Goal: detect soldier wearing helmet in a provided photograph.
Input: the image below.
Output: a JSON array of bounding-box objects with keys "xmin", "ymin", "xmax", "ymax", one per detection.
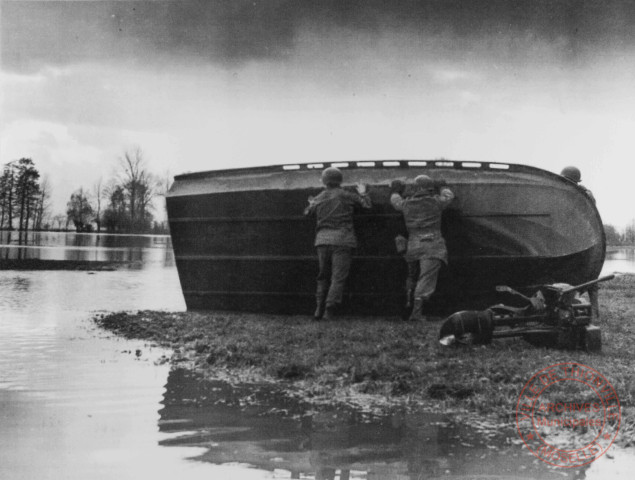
[
  {"xmin": 390, "ymin": 174, "xmax": 454, "ymax": 321},
  {"xmin": 560, "ymin": 166, "xmax": 600, "ymax": 320},
  {"xmin": 561, "ymin": 166, "xmax": 581, "ymax": 183},
  {"xmin": 560, "ymin": 166, "xmax": 595, "ymax": 202},
  {"xmin": 304, "ymin": 167, "xmax": 371, "ymax": 320}
]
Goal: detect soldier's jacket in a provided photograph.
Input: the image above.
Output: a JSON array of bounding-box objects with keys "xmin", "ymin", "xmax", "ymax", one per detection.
[
  {"xmin": 305, "ymin": 187, "xmax": 371, "ymax": 248},
  {"xmin": 390, "ymin": 187, "xmax": 454, "ymax": 263},
  {"xmin": 579, "ymin": 183, "xmax": 595, "ymax": 203}
]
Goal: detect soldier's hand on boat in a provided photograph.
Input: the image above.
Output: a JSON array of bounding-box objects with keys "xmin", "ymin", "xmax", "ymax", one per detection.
[
  {"xmin": 303, "ymin": 196, "xmax": 317, "ymax": 215},
  {"xmin": 390, "ymin": 179, "xmax": 405, "ymax": 195},
  {"xmin": 356, "ymin": 182, "xmax": 368, "ymax": 195}
]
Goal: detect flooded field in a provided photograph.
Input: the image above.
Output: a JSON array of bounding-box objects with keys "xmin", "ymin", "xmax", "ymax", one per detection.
[
  {"xmin": 604, "ymin": 246, "xmax": 635, "ymax": 275},
  {"xmin": 0, "ymin": 230, "xmax": 174, "ymax": 264},
  {"xmin": 0, "ymin": 233, "xmax": 633, "ymax": 479}
]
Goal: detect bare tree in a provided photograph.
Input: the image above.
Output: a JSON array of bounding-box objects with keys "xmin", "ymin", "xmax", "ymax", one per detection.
[
  {"xmin": 52, "ymin": 214, "xmax": 66, "ymax": 231},
  {"xmin": 93, "ymin": 177, "xmax": 103, "ymax": 233},
  {"xmin": 103, "ymin": 182, "xmax": 128, "ymax": 233},
  {"xmin": 624, "ymin": 220, "xmax": 635, "ymax": 246},
  {"xmin": 34, "ymin": 175, "xmax": 52, "ymax": 230},
  {"xmin": 160, "ymin": 169, "xmax": 173, "ymax": 196},
  {"xmin": 118, "ymin": 146, "xmax": 158, "ymax": 232},
  {"xmin": 66, "ymin": 188, "xmax": 94, "ymax": 232},
  {"xmin": 14, "ymin": 158, "xmax": 41, "ymax": 232},
  {"xmin": 120, "ymin": 147, "xmax": 142, "ymax": 229},
  {"xmin": 0, "ymin": 163, "xmax": 16, "ymax": 229}
]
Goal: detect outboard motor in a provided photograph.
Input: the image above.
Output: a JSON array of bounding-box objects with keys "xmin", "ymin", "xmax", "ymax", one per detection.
[{"xmin": 439, "ymin": 275, "xmax": 614, "ymax": 351}]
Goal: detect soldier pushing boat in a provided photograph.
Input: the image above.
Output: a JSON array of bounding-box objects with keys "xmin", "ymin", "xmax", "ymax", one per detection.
[
  {"xmin": 390, "ymin": 175, "xmax": 454, "ymax": 321},
  {"xmin": 304, "ymin": 167, "xmax": 371, "ymax": 320}
]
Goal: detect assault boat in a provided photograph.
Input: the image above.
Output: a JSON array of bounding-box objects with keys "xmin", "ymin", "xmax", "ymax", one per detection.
[{"xmin": 166, "ymin": 160, "xmax": 605, "ymax": 315}]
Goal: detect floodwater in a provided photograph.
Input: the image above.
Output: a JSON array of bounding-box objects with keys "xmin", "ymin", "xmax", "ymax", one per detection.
[
  {"xmin": 0, "ymin": 233, "xmax": 633, "ymax": 479},
  {"xmin": 0, "ymin": 230, "xmax": 174, "ymax": 264},
  {"xmin": 603, "ymin": 247, "xmax": 635, "ymax": 275}
]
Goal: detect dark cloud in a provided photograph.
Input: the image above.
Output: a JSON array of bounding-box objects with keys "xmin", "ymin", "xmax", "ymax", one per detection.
[{"xmin": 3, "ymin": 0, "xmax": 635, "ymax": 72}]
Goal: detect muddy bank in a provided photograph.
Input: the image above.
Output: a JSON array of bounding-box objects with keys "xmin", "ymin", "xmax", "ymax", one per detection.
[
  {"xmin": 95, "ymin": 275, "xmax": 635, "ymax": 448},
  {"xmin": 0, "ymin": 259, "xmax": 129, "ymax": 271}
]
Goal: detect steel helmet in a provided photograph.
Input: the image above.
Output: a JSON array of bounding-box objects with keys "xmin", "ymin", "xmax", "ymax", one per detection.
[
  {"xmin": 321, "ymin": 167, "xmax": 343, "ymax": 187},
  {"xmin": 561, "ymin": 166, "xmax": 581, "ymax": 183},
  {"xmin": 414, "ymin": 175, "xmax": 434, "ymax": 192}
]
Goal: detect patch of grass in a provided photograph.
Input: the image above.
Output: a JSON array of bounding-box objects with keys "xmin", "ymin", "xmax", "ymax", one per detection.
[{"xmin": 94, "ymin": 275, "xmax": 635, "ymax": 447}]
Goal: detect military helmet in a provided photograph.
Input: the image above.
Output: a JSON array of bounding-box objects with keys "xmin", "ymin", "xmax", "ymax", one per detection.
[
  {"xmin": 414, "ymin": 175, "xmax": 434, "ymax": 191},
  {"xmin": 321, "ymin": 167, "xmax": 343, "ymax": 187},
  {"xmin": 561, "ymin": 166, "xmax": 581, "ymax": 183}
]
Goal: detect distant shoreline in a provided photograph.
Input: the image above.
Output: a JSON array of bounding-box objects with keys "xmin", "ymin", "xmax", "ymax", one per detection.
[
  {"xmin": 0, "ymin": 259, "xmax": 125, "ymax": 271},
  {"xmin": 0, "ymin": 230, "xmax": 171, "ymax": 238}
]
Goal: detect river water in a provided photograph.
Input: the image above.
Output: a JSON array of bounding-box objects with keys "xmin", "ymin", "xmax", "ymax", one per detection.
[{"xmin": 0, "ymin": 233, "xmax": 633, "ymax": 479}]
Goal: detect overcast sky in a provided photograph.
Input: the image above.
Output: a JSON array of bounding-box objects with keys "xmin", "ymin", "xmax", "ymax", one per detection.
[{"xmin": 2, "ymin": 0, "xmax": 635, "ymax": 227}]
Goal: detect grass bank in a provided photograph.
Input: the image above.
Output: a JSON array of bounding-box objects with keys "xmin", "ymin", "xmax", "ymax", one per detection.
[{"xmin": 95, "ymin": 275, "xmax": 635, "ymax": 447}]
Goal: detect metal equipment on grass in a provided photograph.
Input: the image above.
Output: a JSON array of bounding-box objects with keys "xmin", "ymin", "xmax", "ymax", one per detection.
[{"xmin": 439, "ymin": 275, "xmax": 615, "ymax": 351}]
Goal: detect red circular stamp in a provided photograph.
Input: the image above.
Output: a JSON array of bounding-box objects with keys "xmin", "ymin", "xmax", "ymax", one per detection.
[{"xmin": 516, "ymin": 362, "xmax": 621, "ymax": 468}]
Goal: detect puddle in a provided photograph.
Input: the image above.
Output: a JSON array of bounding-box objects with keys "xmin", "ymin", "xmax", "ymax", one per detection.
[{"xmin": 158, "ymin": 369, "xmax": 634, "ymax": 479}]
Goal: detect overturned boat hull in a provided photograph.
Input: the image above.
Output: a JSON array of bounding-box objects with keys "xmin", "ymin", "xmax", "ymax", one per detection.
[{"xmin": 166, "ymin": 161, "xmax": 605, "ymax": 314}]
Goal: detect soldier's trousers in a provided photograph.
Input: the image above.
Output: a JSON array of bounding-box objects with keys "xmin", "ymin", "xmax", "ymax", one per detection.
[
  {"xmin": 316, "ymin": 245, "xmax": 352, "ymax": 307},
  {"xmin": 406, "ymin": 257, "xmax": 443, "ymax": 301}
]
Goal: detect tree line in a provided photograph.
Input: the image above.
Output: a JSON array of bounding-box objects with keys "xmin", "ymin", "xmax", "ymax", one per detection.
[
  {"xmin": 2, "ymin": 147, "xmax": 170, "ymax": 234},
  {"xmin": 604, "ymin": 223, "xmax": 635, "ymax": 246},
  {"xmin": 66, "ymin": 147, "xmax": 169, "ymax": 234},
  {"xmin": 0, "ymin": 158, "xmax": 50, "ymax": 232}
]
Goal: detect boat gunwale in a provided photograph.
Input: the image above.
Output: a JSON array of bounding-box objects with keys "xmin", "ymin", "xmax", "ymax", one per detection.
[{"xmin": 172, "ymin": 160, "xmax": 563, "ymax": 182}]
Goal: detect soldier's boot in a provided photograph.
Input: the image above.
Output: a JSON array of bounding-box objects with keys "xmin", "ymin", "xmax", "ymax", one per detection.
[
  {"xmin": 314, "ymin": 297, "xmax": 326, "ymax": 320},
  {"xmin": 405, "ymin": 288, "xmax": 415, "ymax": 309},
  {"xmin": 322, "ymin": 304, "xmax": 337, "ymax": 321},
  {"xmin": 314, "ymin": 284, "xmax": 327, "ymax": 320},
  {"xmin": 401, "ymin": 288, "xmax": 415, "ymax": 321},
  {"xmin": 408, "ymin": 298, "xmax": 427, "ymax": 322}
]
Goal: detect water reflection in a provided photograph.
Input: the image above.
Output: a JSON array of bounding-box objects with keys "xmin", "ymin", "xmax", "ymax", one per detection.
[
  {"xmin": 159, "ymin": 369, "xmax": 589, "ymax": 479},
  {"xmin": 0, "ymin": 230, "xmax": 171, "ymax": 248},
  {"xmin": 0, "ymin": 253, "xmax": 190, "ymax": 479},
  {"xmin": 0, "ymin": 231, "xmax": 174, "ymax": 267}
]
